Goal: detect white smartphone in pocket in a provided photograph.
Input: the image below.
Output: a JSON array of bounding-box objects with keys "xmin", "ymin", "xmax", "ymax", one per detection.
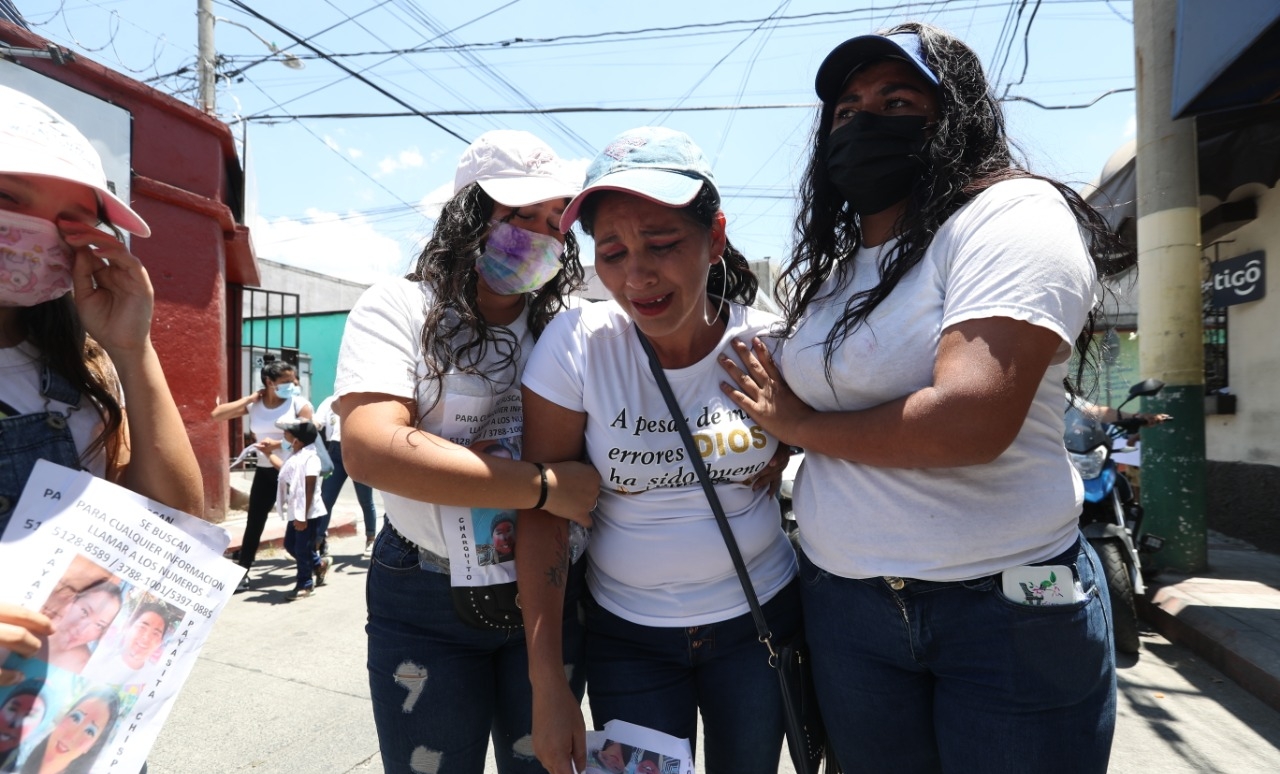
[{"xmin": 1000, "ymin": 564, "xmax": 1085, "ymax": 605}]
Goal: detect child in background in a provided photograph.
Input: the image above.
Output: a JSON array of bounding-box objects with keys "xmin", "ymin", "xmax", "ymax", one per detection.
[{"xmin": 260, "ymin": 420, "xmax": 329, "ymax": 600}]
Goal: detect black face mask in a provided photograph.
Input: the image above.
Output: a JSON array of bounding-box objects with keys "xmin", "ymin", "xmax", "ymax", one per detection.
[{"xmin": 824, "ymin": 111, "xmax": 931, "ymax": 216}]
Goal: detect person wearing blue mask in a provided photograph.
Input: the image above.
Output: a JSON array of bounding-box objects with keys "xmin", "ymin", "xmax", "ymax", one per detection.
[{"xmin": 211, "ymin": 359, "xmax": 313, "ymax": 589}]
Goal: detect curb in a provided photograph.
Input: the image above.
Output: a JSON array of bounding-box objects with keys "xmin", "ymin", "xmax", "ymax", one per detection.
[
  {"xmin": 220, "ymin": 514, "xmax": 362, "ymax": 558},
  {"xmin": 1139, "ymin": 575, "xmax": 1280, "ymax": 714}
]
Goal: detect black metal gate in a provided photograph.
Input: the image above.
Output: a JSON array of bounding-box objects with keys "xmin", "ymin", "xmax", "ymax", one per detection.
[{"xmin": 229, "ymin": 286, "xmax": 302, "ymax": 461}]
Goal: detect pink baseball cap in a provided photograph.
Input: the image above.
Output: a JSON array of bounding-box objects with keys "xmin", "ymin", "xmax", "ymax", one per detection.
[
  {"xmin": 0, "ymin": 84, "xmax": 151, "ymax": 237},
  {"xmin": 453, "ymin": 129, "xmax": 580, "ymax": 208}
]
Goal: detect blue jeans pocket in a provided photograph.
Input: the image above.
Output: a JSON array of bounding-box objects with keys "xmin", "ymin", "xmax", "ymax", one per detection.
[{"xmin": 370, "ymin": 523, "xmax": 421, "ymax": 575}]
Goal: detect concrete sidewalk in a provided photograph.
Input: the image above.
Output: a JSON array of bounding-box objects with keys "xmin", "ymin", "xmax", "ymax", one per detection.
[
  {"xmin": 212, "ymin": 468, "xmax": 1280, "ymax": 720},
  {"xmin": 218, "ymin": 469, "xmax": 377, "ymax": 557},
  {"xmin": 1139, "ymin": 531, "xmax": 1280, "ymax": 713}
]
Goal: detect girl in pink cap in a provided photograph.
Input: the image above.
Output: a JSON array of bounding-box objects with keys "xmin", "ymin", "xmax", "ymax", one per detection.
[{"xmin": 0, "ymin": 86, "xmax": 201, "ymax": 695}]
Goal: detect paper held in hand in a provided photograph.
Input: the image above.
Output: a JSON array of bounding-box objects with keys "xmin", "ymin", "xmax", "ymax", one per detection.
[
  {"xmin": 0, "ymin": 460, "xmax": 245, "ymax": 774},
  {"xmin": 583, "ymin": 719, "xmax": 695, "ymax": 774}
]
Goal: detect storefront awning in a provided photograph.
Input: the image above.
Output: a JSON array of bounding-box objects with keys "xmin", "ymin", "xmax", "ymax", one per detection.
[
  {"xmin": 1086, "ymin": 102, "xmax": 1280, "ymax": 250},
  {"xmin": 1173, "ymin": 0, "xmax": 1280, "ymax": 118}
]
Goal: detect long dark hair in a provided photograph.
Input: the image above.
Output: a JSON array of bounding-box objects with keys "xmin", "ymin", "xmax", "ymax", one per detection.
[
  {"xmin": 781, "ymin": 21, "xmax": 1121, "ymax": 389},
  {"xmin": 17, "ymin": 301, "xmax": 123, "ymax": 471},
  {"xmin": 405, "ymin": 183, "xmax": 585, "ymax": 410},
  {"xmin": 578, "ymin": 183, "xmax": 759, "ymax": 307},
  {"xmin": 20, "ymin": 688, "xmax": 121, "ymax": 774}
]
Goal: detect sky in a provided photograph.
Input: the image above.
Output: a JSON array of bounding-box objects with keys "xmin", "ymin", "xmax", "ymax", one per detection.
[{"xmin": 10, "ymin": 0, "xmax": 1139, "ymax": 287}]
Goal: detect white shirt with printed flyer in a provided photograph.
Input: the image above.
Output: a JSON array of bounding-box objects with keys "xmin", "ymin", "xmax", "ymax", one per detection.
[{"xmin": 333, "ymin": 277, "xmax": 530, "ymax": 576}]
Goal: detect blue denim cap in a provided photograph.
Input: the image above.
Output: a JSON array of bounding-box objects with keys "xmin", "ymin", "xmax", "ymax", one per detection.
[
  {"xmin": 560, "ymin": 126, "xmax": 716, "ymax": 232},
  {"xmin": 815, "ymin": 32, "xmax": 939, "ymax": 102}
]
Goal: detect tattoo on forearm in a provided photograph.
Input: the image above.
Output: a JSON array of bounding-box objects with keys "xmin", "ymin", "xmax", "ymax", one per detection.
[{"xmin": 545, "ymin": 528, "xmax": 569, "ymax": 588}]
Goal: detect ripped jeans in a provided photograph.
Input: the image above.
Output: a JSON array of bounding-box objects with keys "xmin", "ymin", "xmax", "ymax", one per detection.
[{"xmin": 366, "ymin": 523, "xmax": 587, "ymax": 774}]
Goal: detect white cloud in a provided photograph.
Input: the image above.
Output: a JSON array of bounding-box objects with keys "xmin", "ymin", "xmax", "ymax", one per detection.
[
  {"xmin": 376, "ymin": 147, "xmax": 425, "ymax": 177},
  {"xmin": 348, "ymin": 148, "xmax": 364, "ymax": 159},
  {"xmin": 1123, "ymin": 115, "xmax": 1137, "ymax": 138},
  {"xmin": 417, "ymin": 181, "xmax": 454, "ymax": 220},
  {"xmin": 248, "ymin": 209, "xmax": 411, "ymax": 284}
]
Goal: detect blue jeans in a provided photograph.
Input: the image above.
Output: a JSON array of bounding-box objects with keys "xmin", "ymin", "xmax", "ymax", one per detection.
[
  {"xmin": 583, "ymin": 580, "xmax": 801, "ymax": 774},
  {"xmin": 283, "ymin": 519, "xmax": 320, "ymax": 590},
  {"xmin": 318, "ymin": 440, "xmax": 379, "ymax": 542},
  {"xmin": 800, "ymin": 535, "xmax": 1116, "ymax": 774},
  {"xmin": 366, "ymin": 523, "xmax": 587, "ymax": 774}
]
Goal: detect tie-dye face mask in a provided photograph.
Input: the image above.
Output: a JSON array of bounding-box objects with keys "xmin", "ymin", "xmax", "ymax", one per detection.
[
  {"xmin": 0, "ymin": 210, "xmax": 73, "ymax": 307},
  {"xmin": 475, "ymin": 220, "xmax": 564, "ymax": 296}
]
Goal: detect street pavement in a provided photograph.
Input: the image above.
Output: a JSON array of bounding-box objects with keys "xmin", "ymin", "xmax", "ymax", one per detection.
[{"xmin": 142, "ymin": 473, "xmax": 1280, "ymax": 772}]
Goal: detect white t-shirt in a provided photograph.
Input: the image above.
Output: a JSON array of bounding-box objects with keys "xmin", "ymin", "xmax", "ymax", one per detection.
[
  {"xmin": 781, "ymin": 178, "xmax": 1098, "ymax": 582},
  {"xmin": 334, "ymin": 277, "xmax": 530, "ymax": 555},
  {"xmin": 313, "ymin": 395, "xmax": 341, "ymax": 443},
  {"xmin": 523, "ymin": 301, "xmax": 797, "ymax": 627},
  {"xmin": 276, "ymin": 443, "xmax": 324, "ymax": 521},
  {"xmin": 0, "ymin": 341, "xmax": 106, "ymax": 477},
  {"xmin": 246, "ymin": 393, "xmax": 310, "ymax": 465}
]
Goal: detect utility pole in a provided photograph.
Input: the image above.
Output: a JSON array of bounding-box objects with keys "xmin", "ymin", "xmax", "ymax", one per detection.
[
  {"xmin": 196, "ymin": 0, "xmax": 216, "ymax": 114},
  {"xmin": 1133, "ymin": 0, "xmax": 1208, "ymax": 571}
]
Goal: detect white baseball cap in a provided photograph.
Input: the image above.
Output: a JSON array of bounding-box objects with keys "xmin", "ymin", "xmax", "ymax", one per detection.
[
  {"xmin": 0, "ymin": 84, "xmax": 151, "ymax": 237},
  {"xmin": 453, "ymin": 129, "xmax": 579, "ymax": 208}
]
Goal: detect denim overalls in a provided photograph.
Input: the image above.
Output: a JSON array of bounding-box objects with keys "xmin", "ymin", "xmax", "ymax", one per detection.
[{"xmin": 0, "ymin": 365, "xmax": 85, "ymax": 533}]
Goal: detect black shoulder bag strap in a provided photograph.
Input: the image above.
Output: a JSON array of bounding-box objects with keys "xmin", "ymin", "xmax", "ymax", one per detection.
[{"xmin": 634, "ymin": 328, "xmax": 778, "ymax": 661}]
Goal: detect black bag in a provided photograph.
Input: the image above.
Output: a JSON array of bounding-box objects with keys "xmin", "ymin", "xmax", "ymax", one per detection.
[
  {"xmin": 636, "ymin": 330, "xmax": 837, "ymax": 774},
  {"xmin": 450, "ymin": 582, "xmax": 523, "ymax": 630},
  {"xmin": 775, "ymin": 632, "xmax": 833, "ymax": 774}
]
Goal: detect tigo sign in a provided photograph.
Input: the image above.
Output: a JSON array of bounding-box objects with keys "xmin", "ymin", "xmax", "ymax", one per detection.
[{"xmin": 1210, "ymin": 251, "xmax": 1265, "ymax": 307}]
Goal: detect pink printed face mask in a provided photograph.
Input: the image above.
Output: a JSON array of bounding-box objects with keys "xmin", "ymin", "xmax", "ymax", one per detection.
[{"xmin": 0, "ymin": 210, "xmax": 73, "ymax": 307}]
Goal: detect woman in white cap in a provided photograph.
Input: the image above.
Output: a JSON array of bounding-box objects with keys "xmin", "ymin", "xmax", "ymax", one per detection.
[
  {"xmin": 719, "ymin": 21, "xmax": 1119, "ymax": 773},
  {"xmin": 517, "ymin": 127, "xmax": 797, "ymax": 774},
  {"xmin": 0, "ymin": 86, "xmax": 201, "ymax": 690},
  {"xmin": 334, "ymin": 129, "xmax": 601, "ymax": 773}
]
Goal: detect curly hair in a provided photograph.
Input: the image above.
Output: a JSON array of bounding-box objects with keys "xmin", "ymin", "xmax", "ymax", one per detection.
[
  {"xmin": 404, "ymin": 183, "xmax": 585, "ymax": 411},
  {"xmin": 780, "ymin": 21, "xmax": 1123, "ymax": 390},
  {"xmin": 577, "ymin": 182, "xmax": 759, "ymax": 307}
]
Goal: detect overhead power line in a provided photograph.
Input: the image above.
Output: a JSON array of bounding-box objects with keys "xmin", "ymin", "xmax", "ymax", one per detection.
[
  {"xmin": 223, "ymin": 0, "xmax": 470, "ymax": 144},
  {"xmin": 235, "ymin": 103, "xmax": 821, "ymax": 122},
  {"xmin": 234, "ymin": 86, "xmax": 1134, "ymax": 123}
]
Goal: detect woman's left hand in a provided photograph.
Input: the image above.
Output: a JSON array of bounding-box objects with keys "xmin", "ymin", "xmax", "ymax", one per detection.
[
  {"xmin": 720, "ymin": 337, "xmax": 813, "ymax": 446},
  {"xmin": 62, "ymin": 220, "xmax": 155, "ymax": 356}
]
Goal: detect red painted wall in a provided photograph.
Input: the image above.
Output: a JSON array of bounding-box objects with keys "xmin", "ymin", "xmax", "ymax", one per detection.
[{"xmin": 1, "ymin": 22, "xmax": 259, "ymax": 523}]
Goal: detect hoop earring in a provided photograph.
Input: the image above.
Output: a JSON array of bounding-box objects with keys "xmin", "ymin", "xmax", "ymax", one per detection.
[{"xmin": 703, "ymin": 259, "xmax": 727, "ymax": 327}]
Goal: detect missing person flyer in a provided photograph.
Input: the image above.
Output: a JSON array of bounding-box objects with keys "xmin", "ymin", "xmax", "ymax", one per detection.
[
  {"xmin": 584, "ymin": 719, "xmax": 694, "ymax": 774},
  {"xmin": 0, "ymin": 460, "xmax": 244, "ymax": 774}
]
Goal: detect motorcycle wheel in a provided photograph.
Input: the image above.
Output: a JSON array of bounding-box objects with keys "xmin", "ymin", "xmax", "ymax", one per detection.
[{"xmin": 1094, "ymin": 539, "xmax": 1141, "ymax": 654}]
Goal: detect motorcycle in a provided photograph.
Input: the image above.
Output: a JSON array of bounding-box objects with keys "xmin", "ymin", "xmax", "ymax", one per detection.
[{"xmin": 1064, "ymin": 378, "xmax": 1167, "ymax": 654}]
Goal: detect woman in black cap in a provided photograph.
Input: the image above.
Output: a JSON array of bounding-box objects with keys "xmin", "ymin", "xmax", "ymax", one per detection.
[{"xmin": 720, "ymin": 21, "xmax": 1121, "ymax": 774}]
